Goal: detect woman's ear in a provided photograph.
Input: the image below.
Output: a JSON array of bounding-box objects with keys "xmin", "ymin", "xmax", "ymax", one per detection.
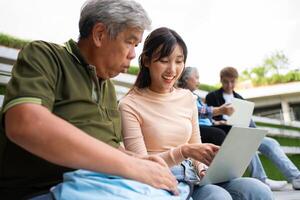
[
  {"xmin": 92, "ymin": 22, "xmax": 106, "ymax": 47},
  {"xmin": 143, "ymin": 56, "xmax": 150, "ymax": 68}
]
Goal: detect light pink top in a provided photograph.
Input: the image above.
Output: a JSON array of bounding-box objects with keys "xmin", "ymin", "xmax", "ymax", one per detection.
[{"xmin": 119, "ymin": 87, "xmax": 201, "ymax": 167}]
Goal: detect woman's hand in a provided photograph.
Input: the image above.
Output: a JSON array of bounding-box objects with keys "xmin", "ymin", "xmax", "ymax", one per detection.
[
  {"xmin": 195, "ymin": 163, "xmax": 208, "ymax": 178},
  {"xmin": 181, "ymin": 143, "xmax": 219, "ymax": 166}
]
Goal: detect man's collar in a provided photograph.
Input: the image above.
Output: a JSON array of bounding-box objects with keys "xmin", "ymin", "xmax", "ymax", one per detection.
[{"xmin": 65, "ymin": 39, "xmax": 89, "ymax": 67}]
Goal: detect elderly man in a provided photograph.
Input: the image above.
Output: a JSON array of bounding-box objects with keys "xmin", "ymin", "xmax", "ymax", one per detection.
[{"xmin": 0, "ymin": 0, "xmax": 178, "ymax": 199}]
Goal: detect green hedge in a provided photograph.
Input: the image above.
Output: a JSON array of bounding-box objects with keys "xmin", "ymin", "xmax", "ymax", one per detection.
[
  {"xmin": 257, "ymin": 121, "xmax": 300, "ymax": 132},
  {"xmin": 269, "ymin": 136, "xmax": 300, "ymax": 147},
  {"xmin": 0, "ymin": 85, "xmax": 6, "ymax": 95},
  {"xmin": 0, "ymin": 33, "xmax": 30, "ymax": 49},
  {"xmin": 199, "ymin": 83, "xmax": 219, "ymax": 92},
  {"xmin": 127, "ymin": 66, "xmax": 140, "ymax": 75}
]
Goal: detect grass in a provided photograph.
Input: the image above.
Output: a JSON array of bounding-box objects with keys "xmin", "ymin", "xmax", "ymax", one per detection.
[
  {"xmin": 0, "ymin": 85, "xmax": 6, "ymax": 95},
  {"xmin": 199, "ymin": 83, "xmax": 219, "ymax": 92},
  {"xmin": 269, "ymin": 136, "xmax": 300, "ymax": 147},
  {"xmin": 127, "ymin": 66, "xmax": 140, "ymax": 75},
  {"xmin": 243, "ymin": 154, "xmax": 300, "ymax": 180},
  {"xmin": 261, "ymin": 154, "xmax": 300, "ymax": 180},
  {"xmin": 0, "ymin": 33, "xmax": 30, "ymax": 49},
  {"xmin": 256, "ymin": 121, "xmax": 300, "ymax": 132}
]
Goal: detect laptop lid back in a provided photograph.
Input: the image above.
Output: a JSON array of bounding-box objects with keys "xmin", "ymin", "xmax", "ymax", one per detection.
[
  {"xmin": 227, "ymin": 98, "xmax": 255, "ymax": 127},
  {"xmin": 199, "ymin": 126, "xmax": 267, "ymax": 185}
]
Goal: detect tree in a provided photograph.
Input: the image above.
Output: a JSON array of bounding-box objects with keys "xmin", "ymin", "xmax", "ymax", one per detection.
[
  {"xmin": 263, "ymin": 51, "xmax": 289, "ymax": 75},
  {"xmin": 241, "ymin": 51, "xmax": 292, "ymax": 86}
]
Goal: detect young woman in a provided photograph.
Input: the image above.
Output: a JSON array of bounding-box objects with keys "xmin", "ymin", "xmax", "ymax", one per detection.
[{"xmin": 119, "ymin": 27, "xmax": 273, "ymax": 200}]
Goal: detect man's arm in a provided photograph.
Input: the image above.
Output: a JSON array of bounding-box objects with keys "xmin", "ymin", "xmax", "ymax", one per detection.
[
  {"xmin": 212, "ymin": 103, "xmax": 234, "ymax": 116},
  {"xmin": 5, "ymin": 103, "xmax": 178, "ymax": 194}
]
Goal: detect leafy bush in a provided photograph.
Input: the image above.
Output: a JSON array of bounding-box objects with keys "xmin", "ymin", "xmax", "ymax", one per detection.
[
  {"xmin": 0, "ymin": 85, "xmax": 6, "ymax": 95},
  {"xmin": 127, "ymin": 66, "xmax": 140, "ymax": 75},
  {"xmin": 0, "ymin": 33, "xmax": 30, "ymax": 49},
  {"xmin": 198, "ymin": 83, "xmax": 219, "ymax": 92}
]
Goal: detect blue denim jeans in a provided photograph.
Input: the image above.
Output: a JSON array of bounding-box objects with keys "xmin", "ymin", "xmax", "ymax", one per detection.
[
  {"xmin": 192, "ymin": 177, "xmax": 273, "ymax": 200},
  {"xmin": 249, "ymin": 137, "xmax": 300, "ymax": 182},
  {"xmin": 28, "ymin": 193, "xmax": 53, "ymax": 200},
  {"xmin": 171, "ymin": 160, "xmax": 273, "ymax": 200}
]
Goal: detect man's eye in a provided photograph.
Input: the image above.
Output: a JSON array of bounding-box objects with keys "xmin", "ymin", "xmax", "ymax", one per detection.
[{"xmin": 126, "ymin": 41, "xmax": 134, "ymax": 46}]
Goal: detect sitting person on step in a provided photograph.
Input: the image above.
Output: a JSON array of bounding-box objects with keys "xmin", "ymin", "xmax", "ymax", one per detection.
[{"xmin": 205, "ymin": 66, "xmax": 300, "ymax": 190}]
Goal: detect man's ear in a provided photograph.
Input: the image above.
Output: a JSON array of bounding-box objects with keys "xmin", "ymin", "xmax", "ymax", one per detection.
[{"xmin": 91, "ymin": 22, "xmax": 106, "ymax": 47}]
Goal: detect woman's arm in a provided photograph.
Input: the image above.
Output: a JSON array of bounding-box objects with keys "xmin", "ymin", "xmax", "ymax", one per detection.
[
  {"xmin": 119, "ymin": 101, "xmax": 186, "ymax": 167},
  {"xmin": 184, "ymin": 97, "xmax": 220, "ymax": 166}
]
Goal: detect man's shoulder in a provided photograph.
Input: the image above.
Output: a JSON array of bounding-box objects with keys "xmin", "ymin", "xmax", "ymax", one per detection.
[
  {"xmin": 24, "ymin": 40, "xmax": 61, "ymax": 49},
  {"xmin": 206, "ymin": 88, "xmax": 221, "ymax": 98},
  {"xmin": 233, "ymin": 91, "xmax": 244, "ymax": 99},
  {"xmin": 21, "ymin": 40, "xmax": 65, "ymax": 56}
]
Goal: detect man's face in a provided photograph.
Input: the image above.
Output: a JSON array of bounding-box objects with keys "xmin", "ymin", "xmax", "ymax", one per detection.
[
  {"xmin": 221, "ymin": 76, "xmax": 237, "ymax": 94},
  {"xmin": 94, "ymin": 27, "xmax": 143, "ymax": 79}
]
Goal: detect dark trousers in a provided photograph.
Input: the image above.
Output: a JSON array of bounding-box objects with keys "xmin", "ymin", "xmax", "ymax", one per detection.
[{"xmin": 200, "ymin": 125, "xmax": 232, "ymax": 146}]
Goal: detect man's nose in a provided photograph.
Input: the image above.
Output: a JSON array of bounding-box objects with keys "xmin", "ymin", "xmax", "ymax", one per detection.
[{"xmin": 127, "ymin": 47, "xmax": 136, "ymax": 60}]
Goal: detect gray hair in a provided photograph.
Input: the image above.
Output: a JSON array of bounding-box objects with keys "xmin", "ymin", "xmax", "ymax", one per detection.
[
  {"xmin": 79, "ymin": 0, "xmax": 151, "ymax": 39},
  {"xmin": 177, "ymin": 66, "xmax": 198, "ymax": 89}
]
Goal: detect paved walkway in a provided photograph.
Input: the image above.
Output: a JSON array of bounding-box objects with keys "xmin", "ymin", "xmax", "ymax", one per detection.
[{"xmin": 273, "ymin": 184, "xmax": 300, "ymax": 200}]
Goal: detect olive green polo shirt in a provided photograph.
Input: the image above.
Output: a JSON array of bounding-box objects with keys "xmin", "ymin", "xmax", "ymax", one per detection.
[{"xmin": 0, "ymin": 39, "xmax": 122, "ymax": 198}]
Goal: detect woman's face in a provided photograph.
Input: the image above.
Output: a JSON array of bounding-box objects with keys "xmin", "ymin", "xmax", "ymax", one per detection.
[
  {"xmin": 186, "ymin": 70, "xmax": 199, "ymax": 91},
  {"xmin": 148, "ymin": 44, "xmax": 185, "ymax": 93}
]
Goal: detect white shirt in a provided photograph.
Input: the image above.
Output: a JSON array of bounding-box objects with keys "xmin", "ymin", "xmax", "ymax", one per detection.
[{"xmin": 222, "ymin": 92, "xmax": 234, "ymax": 120}]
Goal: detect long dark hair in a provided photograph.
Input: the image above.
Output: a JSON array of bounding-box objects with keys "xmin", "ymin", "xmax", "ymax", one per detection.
[{"xmin": 134, "ymin": 27, "xmax": 188, "ymax": 89}]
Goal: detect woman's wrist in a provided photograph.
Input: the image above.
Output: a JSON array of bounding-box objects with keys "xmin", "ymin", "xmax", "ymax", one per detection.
[
  {"xmin": 195, "ymin": 163, "xmax": 207, "ymax": 174},
  {"xmin": 180, "ymin": 144, "xmax": 189, "ymax": 159}
]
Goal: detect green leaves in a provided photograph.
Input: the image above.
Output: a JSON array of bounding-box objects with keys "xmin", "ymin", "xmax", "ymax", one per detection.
[
  {"xmin": 240, "ymin": 51, "xmax": 299, "ymax": 86},
  {"xmin": 0, "ymin": 33, "xmax": 30, "ymax": 49}
]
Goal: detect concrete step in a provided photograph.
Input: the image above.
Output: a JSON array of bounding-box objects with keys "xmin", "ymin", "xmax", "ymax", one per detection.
[{"xmin": 273, "ymin": 183, "xmax": 300, "ymax": 200}]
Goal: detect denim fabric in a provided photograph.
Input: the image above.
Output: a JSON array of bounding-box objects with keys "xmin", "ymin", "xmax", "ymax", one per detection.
[
  {"xmin": 195, "ymin": 95, "xmax": 213, "ymax": 126},
  {"xmin": 29, "ymin": 193, "xmax": 54, "ymax": 200},
  {"xmin": 255, "ymin": 137, "xmax": 300, "ymax": 182},
  {"xmin": 171, "ymin": 160, "xmax": 273, "ymax": 200},
  {"xmin": 247, "ymin": 119, "xmax": 300, "ymax": 182},
  {"xmin": 192, "ymin": 178, "xmax": 273, "ymax": 200},
  {"xmin": 51, "ymin": 170, "xmax": 192, "ymax": 200},
  {"xmin": 170, "ymin": 160, "xmax": 201, "ymax": 185},
  {"xmin": 248, "ymin": 152, "xmax": 268, "ymax": 181}
]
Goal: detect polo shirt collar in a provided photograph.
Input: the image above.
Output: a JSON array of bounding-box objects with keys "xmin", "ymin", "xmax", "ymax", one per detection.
[{"xmin": 65, "ymin": 39, "xmax": 89, "ymax": 67}]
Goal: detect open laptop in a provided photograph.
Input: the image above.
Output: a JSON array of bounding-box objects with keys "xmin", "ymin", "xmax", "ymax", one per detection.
[
  {"xmin": 226, "ymin": 98, "xmax": 255, "ymax": 127},
  {"xmin": 199, "ymin": 126, "xmax": 267, "ymax": 186}
]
